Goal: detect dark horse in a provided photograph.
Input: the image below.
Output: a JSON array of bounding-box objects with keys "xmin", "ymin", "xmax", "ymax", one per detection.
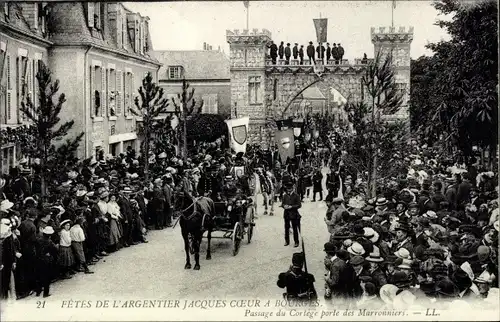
[{"xmin": 174, "ymin": 192, "xmax": 215, "ymax": 270}]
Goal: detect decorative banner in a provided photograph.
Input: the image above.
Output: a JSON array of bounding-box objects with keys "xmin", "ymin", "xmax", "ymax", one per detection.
[
  {"xmin": 313, "ymin": 18, "xmax": 328, "ymax": 43},
  {"xmin": 225, "ymin": 116, "xmax": 250, "ymax": 154},
  {"xmin": 274, "ymin": 128, "xmax": 295, "ymax": 163}
]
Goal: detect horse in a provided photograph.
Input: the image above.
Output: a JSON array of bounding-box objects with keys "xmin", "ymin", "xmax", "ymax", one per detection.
[{"xmin": 174, "ymin": 191, "xmax": 215, "ymax": 270}]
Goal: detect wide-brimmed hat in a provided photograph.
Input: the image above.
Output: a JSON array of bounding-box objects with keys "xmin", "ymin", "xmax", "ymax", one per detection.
[
  {"xmin": 347, "ymin": 242, "xmax": 365, "ymax": 256},
  {"xmin": 331, "ymin": 197, "xmax": 344, "ymax": 204},
  {"xmin": 42, "ymin": 226, "xmax": 55, "ymax": 235},
  {"xmin": 363, "ymin": 227, "xmax": 379, "ymax": 243},
  {"xmin": 423, "ymin": 210, "xmax": 438, "ymax": 220},
  {"xmin": 376, "ymin": 197, "xmax": 388, "ymax": 207},
  {"xmin": 323, "ymin": 242, "xmax": 336, "ymax": 254},
  {"xmin": 391, "ymin": 271, "xmax": 412, "ymax": 288},
  {"xmin": 121, "ymin": 187, "xmax": 133, "ymax": 194},
  {"xmin": 394, "ymin": 248, "xmax": 411, "ymax": 260},
  {"xmin": 366, "ymin": 245, "xmax": 384, "ymax": 262},
  {"xmin": 350, "ymin": 255, "xmax": 364, "ymax": 266},
  {"xmin": 59, "ymin": 219, "xmax": 71, "ymax": 227},
  {"xmin": 397, "ymin": 258, "xmax": 413, "ymax": 270},
  {"xmin": 0, "ymin": 199, "xmax": 14, "ymax": 212}
]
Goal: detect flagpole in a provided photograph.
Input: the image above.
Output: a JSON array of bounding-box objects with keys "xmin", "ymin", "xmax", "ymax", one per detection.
[
  {"xmin": 392, "ymin": 0, "xmax": 395, "ymax": 28},
  {"xmin": 246, "ymin": 4, "xmax": 249, "ymax": 30}
]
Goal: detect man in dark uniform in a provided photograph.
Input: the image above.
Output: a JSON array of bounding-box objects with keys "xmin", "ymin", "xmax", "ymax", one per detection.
[
  {"xmin": 332, "ymin": 43, "xmax": 339, "ymax": 64},
  {"xmin": 281, "ymin": 181, "xmax": 302, "ymax": 247},
  {"xmin": 316, "ymin": 43, "xmax": 325, "ymax": 63},
  {"xmin": 284, "ymin": 43, "xmax": 291, "ymax": 64},
  {"xmin": 306, "ymin": 41, "xmax": 315, "ymax": 65},
  {"xmin": 292, "ymin": 43, "xmax": 299, "ymax": 60},
  {"xmin": 277, "ymin": 252, "xmax": 316, "ymax": 301},
  {"xmin": 34, "ymin": 226, "xmax": 58, "ymax": 297},
  {"xmin": 326, "ymin": 43, "xmax": 332, "ymax": 63},
  {"xmin": 278, "ymin": 41, "xmax": 285, "ymax": 60},
  {"xmin": 299, "ymin": 45, "xmax": 305, "ymax": 65},
  {"xmin": 337, "ymin": 43, "xmax": 345, "ymax": 61},
  {"xmin": 269, "ymin": 41, "xmax": 278, "ymax": 64},
  {"xmin": 197, "ymin": 166, "xmax": 222, "ymax": 201},
  {"xmin": 222, "ymin": 175, "xmax": 239, "ymax": 201}
]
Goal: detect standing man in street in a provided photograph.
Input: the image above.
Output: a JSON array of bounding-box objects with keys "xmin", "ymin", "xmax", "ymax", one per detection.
[
  {"xmin": 292, "ymin": 43, "xmax": 299, "ymax": 60},
  {"xmin": 299, "ymin": 45, "xmax": 305, "ymax": 65},
  {"xmin": 278, "ymin": 41, "xmax": 285, "ymax": 60},
  {"xmin": 277, "ymin": 253, "xmax": 316, "ymax": 301},
  {"xmin": 281, "ymin": 181, "xmax": 302, "ymax": 247},
  {"xmin": 285, "ymin": 43, "xmax": 292, "ymax": 64},
  {"xmin": 326, "ymin": 43, "xmax": 332, "ymax": 63},
  {"xmin": 316, "ymin": 42, "xmax": 326, "ymax": 64},
  {"xmin": 307, "ymin": 41, "xmax": 315, "ymax": 65},
  {"xmin": 337, "ymin": 43, "xmax": 345, "ymax": 62},
  {"xmin": 269, "ymin": 41, "xmax": 278, "ymax": 64}
]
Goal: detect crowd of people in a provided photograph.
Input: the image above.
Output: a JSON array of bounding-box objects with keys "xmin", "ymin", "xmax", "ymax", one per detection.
[
  {"xmin": 317, "ymin": 144, "xmax": 499, "ymax": 309},
  {"xmin": 267, "ymin": 41, "xmax": 346, "ymax": 65}
]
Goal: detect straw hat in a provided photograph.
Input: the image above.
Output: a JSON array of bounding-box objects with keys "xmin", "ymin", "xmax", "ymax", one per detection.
[
  {"xmin": 366, "ymin": 245, "xmax": 384, "ymax": 263},
  {"xmin": 394, "ymin": 248, "xmax": 411, "ymax": 260},
  {"xmin": 42, "ymin": 226, "xmax": 55, "ymax": 235},
  {"xmin": 59, "ymin": 219, "xmax": 71, "ymax": 227},
  {"xmin": 363, "ymin": 227, "xmax": 379, "ymax": 243},
  {"xmin": 0, "ymin": 199, "xmax": 14, "ymax": 212},
  {"xmin": 347, "ymin": 242, "xmax": 365, "ymax": 256}
]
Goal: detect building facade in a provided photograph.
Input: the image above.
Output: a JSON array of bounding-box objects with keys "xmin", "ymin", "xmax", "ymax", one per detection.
[
  {"xmin": 0, "ymin": 2, "xmax": 51, "ymax": 173},
  {"xmin": 226, "ymin": 27, "xmax": 413, "ymax": 147},
  {"xmin": 154, "ymin": 49, "xmax": 230, "ymax": 117},
  {"xmin": 0, "ymin": 2, "xmax": 161, "ymax": 171}
]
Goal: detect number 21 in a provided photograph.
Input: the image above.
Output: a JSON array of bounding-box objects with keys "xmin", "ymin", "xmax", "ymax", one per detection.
[{"xmin": 36, "ymin": 300, "xmax": 46, "ymax": 309}]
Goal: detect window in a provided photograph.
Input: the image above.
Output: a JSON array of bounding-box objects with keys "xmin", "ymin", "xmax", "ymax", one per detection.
[
  {"xmin": 18, "ymin": 55, "xmax": 28, "ymax": 123},
  {"xmin": 94, "ymin": 2, "xmax": 101, "ymax": 30},
  {"xmin": 1, "ymin": 146, "xmax": 15, "ymax": 174},
  {"xmin": 37, "ymin": 4, "xmax": 47, "ymax": 35},
  {"xmin": 116, "ymin": 70, "xmax": 123, "ymax": 115},
  {"xmin": 5, "ymin": 54, "xmax": 12, "ymax": 123},
  {"xmin": 168, "ymin": 66, "xmax": 182, "ymax": 80},
  {"xmin": 91, "ymin": 65, "xmax": 104, "ymax": 117},
  {"xmin": 87, "ymin": 3, "xmax": 94, "ymax": 28},
  {"xmin": 248, "ymin": 76, "xmax": 262, "ymax": 105},
  {"xmin": 124, "ymin": 72, "xmax": 134, "ymax": 115},
  {"xmin": 108, "ymin": 69, "xmax": 116, "ymax": 116},
  {"xmin": 201, "ymin": 94, "xmax": 218, "ymax": 114}
]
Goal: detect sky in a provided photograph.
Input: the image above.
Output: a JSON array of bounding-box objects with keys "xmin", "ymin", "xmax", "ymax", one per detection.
[{"xmin": 124, "ymin": 1, "xmax": 451, "ymax": 61}]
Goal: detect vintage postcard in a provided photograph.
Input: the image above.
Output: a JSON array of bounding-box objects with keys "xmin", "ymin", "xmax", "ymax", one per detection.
[{"xmin": 0, "ymin": 0, "xmax": 498, "ymax": 321}]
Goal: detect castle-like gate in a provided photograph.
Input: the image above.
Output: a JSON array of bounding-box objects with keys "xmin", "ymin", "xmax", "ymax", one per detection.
[{"xmin": 226, "ymin": 26, "xmax": 414, "ymax": 147}]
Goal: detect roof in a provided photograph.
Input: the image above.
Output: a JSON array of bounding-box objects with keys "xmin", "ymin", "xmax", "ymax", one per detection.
[
  {"xmin": 153, "ymin": 50, "xmax": 230, "ymax": 80},
  {"xmin": 299, "ymin": 86, "xmax": 326, "ymax": 100}
]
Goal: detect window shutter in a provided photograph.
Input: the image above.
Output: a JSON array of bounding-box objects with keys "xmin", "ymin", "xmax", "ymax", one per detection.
[
  {"xmin": 130, "ymin": 73, "xmax": 135, "ymax": 112},
  {"xmin": 90, "ymin": 66, "xmax": 95, "ymax": 116},
  {"xmin": 101, "ymin": 68, "xmax": 107, "ymax": 116},
  {"xmin": 116, "ymin": 71, "xmax": 122, "ymax": 115},
  {"xmin": 87, "ymin": 3, "xmax": 94, "ymax": 28},
  {"xmin": 124, "ymin": 73, "xmax": 129, "ymax": 115}
]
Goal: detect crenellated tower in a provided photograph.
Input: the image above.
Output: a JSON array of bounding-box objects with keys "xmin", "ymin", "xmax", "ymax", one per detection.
[
  {"xmin": 226, "ymin": 29, "xmax": 272, "ymax": 144},
  {"xmin": 371, "ymin": 26, "xmax": 414, "ymax": 121}
]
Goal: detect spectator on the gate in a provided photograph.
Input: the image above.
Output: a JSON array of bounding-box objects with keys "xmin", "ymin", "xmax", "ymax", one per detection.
[
  {"xmin": 332, "ymin": 44, "xmax": 340, "ymax": 64},
  {"xmin": 299, "ymin": 45, "xmax": 305, "ymax": 65},
  {"xmin": 326, "ymin": 43, "xmax": 331, "ymax": 62},
  {"xmin": 307, "ymin": 42, "xmax": 315, "ymax": 64},
  {"xmin": 293, "ymin": 43, "xmax": 299, "ymax": 60},
  {"xmin": 278, "ymin": 41, "xmax": 285, "ymax": 60},
  {"xmin": 285, "ymin": 43, "xmax": 291, "ymax": 64},
  {"xmin": 337, "ymin": 43, "xmax": 345, "ymax": 61},
  {"xmin": 362, "ymin": 53, "xmax": 368, "ymax": 64},
  {"xmin": 316, "ymin": 43, "xmax": 325, "ymax": 63}
]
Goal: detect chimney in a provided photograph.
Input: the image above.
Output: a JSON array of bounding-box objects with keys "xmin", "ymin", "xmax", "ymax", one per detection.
[
  {"xmin": 203, "ymin": 42, "xmax": 206, "ymax": 50},
  {"xmin": 209, "ymin": 45, "xmax": 212, "ymax": 50},
  {"xmin": 218, "ymin": 46, "xmax": 220, "ymax": 52}
]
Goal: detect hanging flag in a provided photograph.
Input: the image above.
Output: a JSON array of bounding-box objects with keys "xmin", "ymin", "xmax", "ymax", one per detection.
[
  {"xmin": 313, "ymin": 18, "xmax": 328, "ymax": 43},
  {"xmin": 225, "ymin": 116, "xmax": 250, "ymax": 154},
  {"xmin": 243, "ymin": 0, "xmax": 249, "ymax": 9},
  {"xmin": 393, "ymin": 0, "xmax": 397, "ymax": 8},
  {"xmin": 275, "ymin": 128, "xmax": 295, "ymax": 163}
]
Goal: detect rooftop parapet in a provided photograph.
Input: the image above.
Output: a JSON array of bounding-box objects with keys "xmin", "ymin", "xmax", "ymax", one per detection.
[
  {"xmin": 226, "ymin": 28, "xmax": 272, "ymax": 45},
  {"xmin": 227, "ymin": 29, "xmax": 272, "ymax": 37},
  {"xmin": 371, "ymin": 26, "xmax": 414, "ymax": 43}
]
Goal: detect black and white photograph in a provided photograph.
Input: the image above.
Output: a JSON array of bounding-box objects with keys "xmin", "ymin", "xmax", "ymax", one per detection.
[{"xmin": 0, "ymin": 0, "xmax": 498, "ymax": 320}]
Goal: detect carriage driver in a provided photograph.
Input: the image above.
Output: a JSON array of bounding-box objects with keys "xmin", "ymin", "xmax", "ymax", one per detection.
[{"xmin": 222, "ymin": 175, "xmax": 239, "ymax": 201}]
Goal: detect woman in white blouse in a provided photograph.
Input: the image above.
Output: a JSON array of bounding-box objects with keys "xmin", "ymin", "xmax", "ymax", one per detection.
[
  {"xmin": 58, "ymin": 219, "xmax": 75, "ymax": 279},
  {"xmin": 107, "ymin": 194, "xmax": 123, "ymax": 252}
]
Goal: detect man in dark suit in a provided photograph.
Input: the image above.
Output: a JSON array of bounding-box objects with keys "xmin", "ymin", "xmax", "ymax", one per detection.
[
  {"xmin": 278, "ymin": 41, "xmax": 285, "ymax": 60},
  {"xmin": 326, "ymin": 43, "xmax": 331, "ymax": 63},
  {"xmin": 277, "ymin": 252, "xmax": 316, "ymax": 301},
  {"xmin": 337, "ymin": 43, "xmax": 345, "ymax": 61},
  {"xmin": 306, "ymin": 41, "xmax": 315, "ymax": 65},
  {"xmin": 281, "ymin": 181, "xmax": 302, "ymax": 247},
  {"xmin": 292, "ymin": 43, "xmax": 299, "ymax": 60},
  {"xmin": 316, "ymin": 43, "xmax": 325, "ymax": 63},
  {"xmin": 269, "ymin": 41, "xmax": 278, "ymax": 64},
  {"xmin": 332, "ymin": 43, "xmax": 340, "ymax": 64},
  {"xmin": 17, "ymin": 212, "xmax": 37, "ymax": 299},
  {"xmin": 299, "ymin": 45, "xmax": 304, "ymax": 65},
  {"xmin": 284, "ymin": 43, "xmax": 291, "ymax": 64},
  {"xmin": 325, "ymin": 247, "xmax": 360, "ymax": 300}
]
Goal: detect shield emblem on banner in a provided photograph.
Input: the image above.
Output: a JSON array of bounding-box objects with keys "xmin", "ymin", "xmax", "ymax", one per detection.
[{"xmin": 232, "ymin": 125, "xmax": 247, "ymax": 145}]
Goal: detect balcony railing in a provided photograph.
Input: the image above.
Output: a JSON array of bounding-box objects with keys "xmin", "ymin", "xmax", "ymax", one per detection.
[{"xmin": 265, "ymin": 58, "xmax": 374, "ymax": 67}]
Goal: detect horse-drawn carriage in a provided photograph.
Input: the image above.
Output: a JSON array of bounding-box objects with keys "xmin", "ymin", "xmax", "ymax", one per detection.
[{"xmin": 211, "ymin": 196, "xmax": 255, "ymax": 256}]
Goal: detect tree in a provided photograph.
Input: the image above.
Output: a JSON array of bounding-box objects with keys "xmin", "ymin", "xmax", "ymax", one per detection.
[
  {"xmin": 410, "ymin": 0, "xmax": 498, "ymax": 166},
  {"xmin": 20, "ymin": 62, "xmax": 83, "ymax": 197},
  {"xmin": 131, "ymin": 72, "xmax": 169, "ymax": 181},
  {"xmin": 340, "ymin": 51, "xmax": 406, "ymax": 198},
  {"xmin": 170, "ymin": 79, "xmax": 202, "ymax": 161}
]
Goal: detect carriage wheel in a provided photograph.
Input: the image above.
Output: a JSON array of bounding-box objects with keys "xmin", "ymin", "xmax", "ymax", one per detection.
[
  {"xmin": 232, "ymin": 222, "xmax": 242, "ymax": 256},
  {"xmin": 247, "ymin": 223, "xmax": 253, "ymax": 244}
]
